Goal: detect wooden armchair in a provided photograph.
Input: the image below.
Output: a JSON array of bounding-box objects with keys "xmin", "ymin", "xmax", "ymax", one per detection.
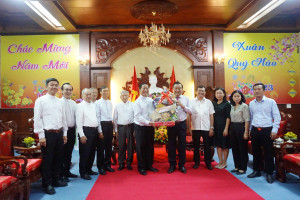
[
  {"xmin": 0, "ymin": 159, "xmax": 28, "ymax": 200},
  {"xmin": 276, "ymin": 142, "xmax": 300, "ymax": 182},
  {"xmin": 0, "ymin": 120, "xmax": 42, "ymax": 198}
]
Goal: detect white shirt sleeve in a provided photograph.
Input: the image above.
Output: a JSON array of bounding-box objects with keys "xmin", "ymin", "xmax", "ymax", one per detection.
[
  {"xmin": 134, "ymin": 101, "xmax": 150, "ymax": 126},
  {"xmin": 183, "ymin": 97, "xmax": 192, "ymax": 114},
  {"xmin": 95, "ymin": 101, "xmax": 103, "ymax": 133},
  {"xmin": 113, "ymin": 104, "xmax": 118, "ymax": 132},
  {"xmin": 76, "ymin": 104, "xmax": 85, "ymax": 137},
  {"xmin": 61, "ymin": 103, "xmax": 68, "ymax": 137},
  {"xmin": 34, "ymin": 98, "xmax": 45, "ymax": 139}
]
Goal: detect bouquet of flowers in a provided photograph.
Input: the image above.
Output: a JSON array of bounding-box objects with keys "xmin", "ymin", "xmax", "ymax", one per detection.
[
  {"xmin": 150, "ymin": 89, "xmax": 178, "ymax": 144},
  {"xmin": 154, "ymin": 126, "xmax": 168, "ymax": 143},
  {"xmin": 284, "ymin": 132, "xmax": 298, "ymax": 141}
]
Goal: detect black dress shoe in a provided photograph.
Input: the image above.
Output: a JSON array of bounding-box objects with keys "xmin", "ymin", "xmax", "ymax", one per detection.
[
  {"xmin": 237, "ymin": 170, "xmax": 246, "ymax": 175},
  {"xmin": 231, "ymin": 168, "xmax": 239, "ymax": 173},
  {"xmin": 193, "ymin": 164, "xmax": 199, "ymax": 169},
  {"xmin": 118, "ymin": 164, "xmax": 125, "ymax": 171},
  {"xmin": 66, "ymin": 172, "xmax": 78, "ymax": 178},
  {"xmin": 61, "ymin": 176, "xmax": 70, "ymax": 182},
  {"xmin": 168, "ymin": 166, "xmax": 175, "ymax": 173},
  {"xmin": 105, "ymin": 167, "xmax": 115, "ymax": 172},
  {"xmin": 247, "ymin": 171, "xmax": 261, "ymax": 178},
  {"xmin": 148, "ymin": 167, "xmax": 158, "ymax": 172},
  {"xmin": 45, "ymin": 185, "xmax": 55, "ymax": 195},
  {"xmin": 179, "ymin": 166, "xmax": 187, "ymax": 173},
  {"xmin": 88, "ymin": 170, "xmax": 99, "ymax": 175},
  {"xmin": 81, "ymin": 173, "xmax": 92, "ymax": 180},
  {"xmin": 99, "ymin": 169, "xmax": 106, "ymax": 175},
  {"xmin": 266, "ymin": 174, "xmax": 274, "ymax": 183},
  {"xmin": 127, "ymin": 165, "xmax": 133, "ymax": 170},
  {"xmin": 206, "ymin": 163, "xmax": 213, "ymax": 170},
  {"xmin": 139, "ymin": 169, "xmax": 147, "ymax": 175},
  {"xmin": 53, "ymin": 180, "xmax": 68, "ymax": 187}
]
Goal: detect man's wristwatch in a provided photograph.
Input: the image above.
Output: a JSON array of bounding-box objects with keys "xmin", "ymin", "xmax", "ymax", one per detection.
[{"xmin": 210, "ymin": 126, "xmax": 214, "ymax": 129}]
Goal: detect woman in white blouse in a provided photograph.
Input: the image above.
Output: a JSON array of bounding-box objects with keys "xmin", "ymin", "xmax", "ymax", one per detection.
[{"xmin": 229, "ymin": 90, "xmax": 250, "ymax": 175}]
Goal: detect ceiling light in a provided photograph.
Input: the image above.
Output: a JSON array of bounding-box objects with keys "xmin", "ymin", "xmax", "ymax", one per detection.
[
  {"xmin": 131, "ymin": 0, "xmax": 177, "ymax": 49},
  {"xmin": 238, "ymin": 0, "xmax": 287, "ymax": 28},
  {"xmin": 139, "ymin": 21, "xmax": 171, "ymax": 48},
  {"xmin": 24, "ymin": 0, "xmax": 65, "ymax": 30}
]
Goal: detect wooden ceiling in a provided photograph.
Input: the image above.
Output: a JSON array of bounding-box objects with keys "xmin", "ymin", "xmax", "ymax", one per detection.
[{"xmin": 0, "ymin": 0, "xmax": 300, "ymax": 33}]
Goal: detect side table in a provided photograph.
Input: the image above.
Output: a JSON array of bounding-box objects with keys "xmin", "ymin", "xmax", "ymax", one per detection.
[{"xmin": 14, "ymin": 146, "xmax": 41, "ymax": 158}]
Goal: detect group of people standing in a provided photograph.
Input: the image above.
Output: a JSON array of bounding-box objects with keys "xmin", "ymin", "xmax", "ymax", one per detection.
[
  {"xmin": 34, "ymin": 78, "xmax": 280, "ymax": 195},
  {"xmin": 190, "ymin": 83, "xmax": 280, "ymax": 185}
]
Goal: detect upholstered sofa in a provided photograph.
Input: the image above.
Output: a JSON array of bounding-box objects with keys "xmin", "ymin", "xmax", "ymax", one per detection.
[{"xmin": 276, "ymin": 142, "xmax": 300, "ymax": 182}]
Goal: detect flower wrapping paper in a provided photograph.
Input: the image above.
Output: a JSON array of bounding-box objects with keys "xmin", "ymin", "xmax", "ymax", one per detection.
[{"xmin": 150, "ymin": 90, "xmax": 178, "ymax": 127}]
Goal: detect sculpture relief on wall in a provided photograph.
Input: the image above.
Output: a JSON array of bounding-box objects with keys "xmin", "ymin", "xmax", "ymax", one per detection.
[
  {"xmin": 96, "ymin": 38, "xmax": 134, "ymax": 63},
  {"xmin": 171, "ymin": 37, "xmax": 208, "ymax": 62},
  {"xmin": 123, "ymin": 67, "xmax": 169, "ymax": 94}
]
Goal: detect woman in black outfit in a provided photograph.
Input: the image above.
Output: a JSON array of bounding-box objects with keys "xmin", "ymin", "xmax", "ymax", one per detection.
[{"xmin": 213, "ymin": 88, "xmax": 231, "ymax": 169}]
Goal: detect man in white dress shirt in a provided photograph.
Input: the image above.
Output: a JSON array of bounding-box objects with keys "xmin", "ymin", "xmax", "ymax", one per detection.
[
  {"xmin": 167, "ymin": 81, "xmax": 192, "ymax": 174},
  {"xmin": 95, "ymin": 86, "xmax": 115, "ymax": 174},
  {"xmin": 190, "ymin": 85, "xmax": 215, "ymax": 170},
  {"xmin": 76, "ymin": 88, "xmax": 99, "ymax": 180},
  {"xmin": 34, "ymin": 78, "xmax": 68, "ymax": 195},
  {"xmin": 60, "ymin": 83, "xmax": 78, "ymax": 182},
  {"xmin": 89, "ymin": 87, "xmax": 98, "ymax": 173},
  {"xmin": 134, "ymin": 83, "xmax": 158, "ymax": 175},
  {"xmin": 113, "ymin": 90, "xmax": 134, "ymax": 171},
  {"xmin": 90, "ymin": 87, "xmax": 99, "ymax": 103}
]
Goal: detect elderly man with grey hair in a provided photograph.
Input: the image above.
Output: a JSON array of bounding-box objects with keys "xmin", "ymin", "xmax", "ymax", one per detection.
[
  {"xmin": 76, "ymin": 88, "xmax": 98, "ymax": 180},
  {"xmin": 113, "ymin": 90, "xmax": 135, "ymax": 170}
]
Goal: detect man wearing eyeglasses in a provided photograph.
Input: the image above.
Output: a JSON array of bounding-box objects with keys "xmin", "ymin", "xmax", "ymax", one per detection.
[{"xmin": 60, "ymin": 83, "xmax": 78, "ymax": 182}]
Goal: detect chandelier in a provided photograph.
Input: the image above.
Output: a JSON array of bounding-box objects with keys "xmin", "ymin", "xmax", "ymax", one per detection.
[
  {"xmin": 131, "ymin": 0, "xmax": 177, "ymax": 48},
  {"xmin": 139, "ymin": 20, "xmax": 171, "ymax": 48}
]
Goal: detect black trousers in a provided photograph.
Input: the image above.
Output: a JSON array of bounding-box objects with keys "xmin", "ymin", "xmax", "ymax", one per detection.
[
  {"xmin": 134, "ymin": 124, "xmax": 154, "ymax": 170},
  {"xmin": 230, "ymin": 122, "xmax": 249, "ymax": 171},
  {"xmin": 97, "ymin": 121, "xmax": 113, "ymax": 170},
  {"xmin": 41, "ymin": 131, "xmax": 64, "ymax": 185},
  {"xmin": 62, "ymin": 127, "xmax": 76, "ymax": 175},
  {"xmin": 192, "ymin": 130, "xmax": 212, "ymax": 164},
  {"xmin": 167, "ymin": 120, "xmax": 186, "ymax": 167},
  {"xmin": 79, "ymin": 127, "xmax": 97, "ymax": 176},
  {"xmin": 250, "ymin": 126, "xmax": 274, "ymax": 174},
  {"xmin": 118, "ymin": 124, "xmax": 134, "ymax": 165}
]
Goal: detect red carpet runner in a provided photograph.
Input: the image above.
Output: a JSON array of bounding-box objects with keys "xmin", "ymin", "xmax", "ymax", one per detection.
[{"xmin": 87, "ymin": 146, "xmax": 263, "ymax": 200}]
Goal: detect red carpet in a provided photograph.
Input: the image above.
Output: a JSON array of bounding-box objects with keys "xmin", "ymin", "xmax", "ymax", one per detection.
[{"xmin": 87, "ymin": 146, "xmax": 263, "ymax": 200}]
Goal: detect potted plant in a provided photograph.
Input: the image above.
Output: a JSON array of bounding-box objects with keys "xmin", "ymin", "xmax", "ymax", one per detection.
[
  {"xmin": 284, "ymin": 132, "xmax": 298, "ymax": 142},
  {"xmin": 23, "ymin": 136, "xmax": 36, "ymax": 148}
]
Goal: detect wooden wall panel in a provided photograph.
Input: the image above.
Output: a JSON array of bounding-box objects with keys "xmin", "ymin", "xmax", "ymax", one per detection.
[
  {"xmin": 90, "ymin": 70, "xmax": 111, "ymax": 90},
  {"xmin": 213, "ymin": 30, "xmax": 225, "ymax": 88},
  {"xmin": 193, "ymin": 68, "xmax": 214, "ymax": 89},
  {"xmin": 0, "ymin": 108, "xmax": 33, "ymax": 145},
  {"xmin": 79, "ymin": 32, "xmax": 90, "ymax": 92},
  {"xmin": 90, "ymin": 31, "xmax": 213, "ymax": 68}
]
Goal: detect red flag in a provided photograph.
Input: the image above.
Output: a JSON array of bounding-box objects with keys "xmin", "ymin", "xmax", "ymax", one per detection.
[
  {"xmin": 130, "ymin": 66, "xmax": 139, "ymax": 102},
  {"xmin": 169, "ymin": 66, "xmax": 176, "ymax": 92}
]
